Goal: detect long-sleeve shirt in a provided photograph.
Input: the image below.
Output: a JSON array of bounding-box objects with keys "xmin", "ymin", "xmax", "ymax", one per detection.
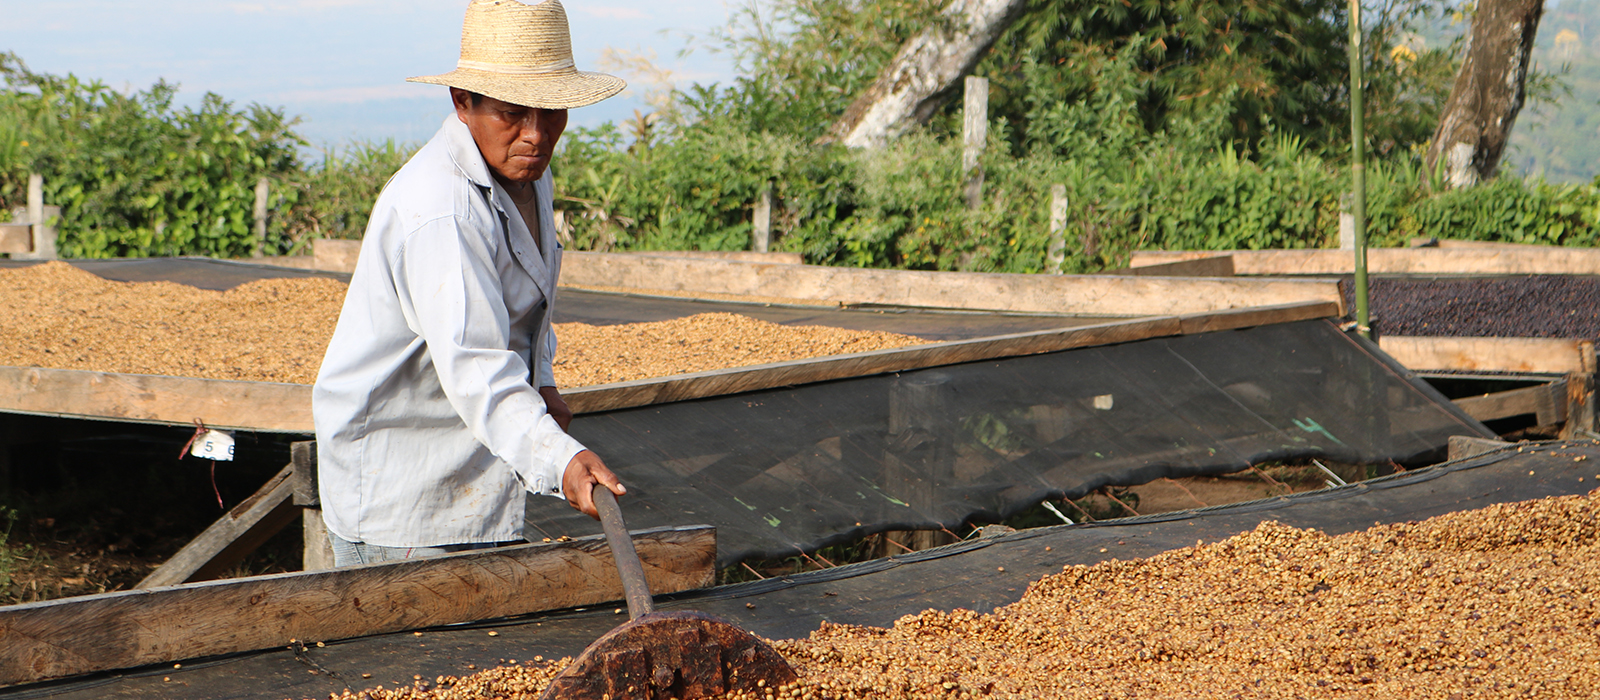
[{"xmin": 312, "ymin": 115, "xmax": 587, "ymax": 548}]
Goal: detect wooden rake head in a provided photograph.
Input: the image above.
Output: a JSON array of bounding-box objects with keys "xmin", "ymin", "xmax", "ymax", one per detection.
[{"xmin": 540, "ymin": 610, "xmax": 796, "ymax": 700}]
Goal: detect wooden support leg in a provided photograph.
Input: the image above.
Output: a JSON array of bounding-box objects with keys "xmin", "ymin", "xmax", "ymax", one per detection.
[
  {"xmin": 301, "ymin": 507, "xmax": 335, "ymax": 571},
  {"xmin": 1559, "ymin": 342, "xmax": 1596, "ymax": 441},
  {"xmin": 288, "ymin": 441, "xmax": 334, "ymax": 570},
  {"xmin": 135, "ymin": 464, "xmax": 298, "ymax": 589}
]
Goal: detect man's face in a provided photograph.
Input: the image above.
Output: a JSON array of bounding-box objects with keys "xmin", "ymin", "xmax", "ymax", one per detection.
[{"xmin": 451, "ymin": 88, "xmax": 568, "ymax": 184}]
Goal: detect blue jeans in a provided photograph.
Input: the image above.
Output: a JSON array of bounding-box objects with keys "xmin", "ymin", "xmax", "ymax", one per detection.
[{"xmin": 327, "ymin": 530, "xmax": 518, "ymax": 567}]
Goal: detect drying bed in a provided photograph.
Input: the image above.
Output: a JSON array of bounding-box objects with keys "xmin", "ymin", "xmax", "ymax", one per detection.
[
  {"xmin": 1338, "ymin": 275, "xmax": 1600, "ymax": 339},
  {"xmin": 14, "ymin": 440, "xmax": 1595, "ymax": 700},
  {"xmin": 0, "ymin": 257, "xmax": 1100, "ymax": 338},
  {"xmin": 525, "ymin": 318, "xmax": 1491, "ymax": 567}
]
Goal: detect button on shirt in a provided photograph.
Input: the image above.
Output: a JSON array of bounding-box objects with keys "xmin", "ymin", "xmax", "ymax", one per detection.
[{"xmin": 313, "ymin": 115, "xmax": 587, "ymax": 548}]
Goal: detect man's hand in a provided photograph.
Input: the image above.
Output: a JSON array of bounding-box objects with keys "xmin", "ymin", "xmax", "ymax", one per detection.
[
  {"xmin": 539, "ymin": 385, "xmax": 573, "ymax": 432},
  {"xmin": 562, "ymin": 450, "xmax": 624, "ymax": 519}
]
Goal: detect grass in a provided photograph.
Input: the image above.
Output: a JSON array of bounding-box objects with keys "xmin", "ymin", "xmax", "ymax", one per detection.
[{"xmin": 0, "ymin": 506, "xmax": 20, "ymax": 598}]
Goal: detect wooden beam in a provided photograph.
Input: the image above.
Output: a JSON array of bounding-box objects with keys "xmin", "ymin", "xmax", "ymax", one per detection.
[
  {"xmin": 1130, "ymin": 247, "xmax": 1600, "ymax": 276},
  {"xmin": 0, "ymin": 525, "xmax": 716, "ymax": 688},
  {"xmin": 1561, "ymin": 343, "xmax": 1596, "ymax": 440},
  {"xmin": 0, "ymin": 301, "xmax": 1340, "ymax": 431},
  {"xmin": 1447, "ymin": 435, "xmax": 1512, "ymax": 461},
  {"xmin": 0, "ymin": 366, "xmax": 313, "ymax": 432},
  {"xmin": 560, "ymin": 251, "xmax": 1344, "ymax": 317},
  {"xmin": 633, "ymin": 251, "xmax": 803, "ymax": 265},
  {"xmin": 0, "ymin": 224, "xmax": 29, "ymax": 254},
  {"xmin": 135, "ymin": 465, "xmax": 299, "ymax": 589},
  {"xmin": 1379, "ymin": 336, "xmax": 1596, "ymax": 374},
  {"xmin": 1451, "ymin": 379, "xmax": 1567, "ymax": 424},
  {"xmin": 1113, "ymin": 255, "xmax": 1235, "ymax": 277}
]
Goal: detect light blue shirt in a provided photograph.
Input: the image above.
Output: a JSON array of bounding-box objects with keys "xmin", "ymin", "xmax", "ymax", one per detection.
[{"xmin": 312, "ymin": 115, "xmax": 587, "ymax": 548}]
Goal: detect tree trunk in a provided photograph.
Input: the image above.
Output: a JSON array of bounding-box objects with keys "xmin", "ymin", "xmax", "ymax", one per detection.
[
  {"xmin": 827, "ymin": 0, "xmax": 1029, "ymax": 149},
  {"xmin": 1423, "ymin": 0, "xmax": 1544, "ymax": 187}
]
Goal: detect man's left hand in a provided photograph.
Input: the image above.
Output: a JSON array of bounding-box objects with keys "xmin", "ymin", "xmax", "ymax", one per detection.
[{"xmin": 539, "ymin": 385, "xmax": 573, "ymax": 432}]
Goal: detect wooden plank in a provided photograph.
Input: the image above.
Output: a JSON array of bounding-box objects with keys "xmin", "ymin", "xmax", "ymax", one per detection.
[
  {"xmin": 1128, "ymin": 251, "xmax": 1226, "ymax": 267},
  {"xmin": 1114, "ymin": 255, "xmax": 1234, "ymax": 277},
  {"xmin": 0, "ymin": 302, "xmax": 1341, "ymax": 431},
  {"xmin": 0, "ymin": 525, "xmax": 715, "ymax": 688},
  {"xmin": 0, "ymin": 366, "xmax": 313, "ymax": 432},
  {"xmin": 1447, "ymin": 435, "xmax": 1512, "ymax": 461},
  {"xmin": 1451, "ymin": 379, "xmax": 1567, "ymax": 423},
  {"xmin": 560, "ymin": 251, "xmax": 1345, "ymax": 317},
  {"xmin": 634, "ymin": 250, "xmax": 803, "ymax": 265},
  {"xmin": 290, "ymin": 440, "xmax": 319, "ymax": 506},
  {"xmin": 1175, "ymin": 301, "xmax": 1341, "ymax": 336},
  {"xmin": 301, "ymin": 508, "xmax": 336, "ymax": 572},
  {"xmin": 0, "ymin": 224, "xmax": 29, "ymax": 254},
  {"xmin": 135, "ymin": 465, "xmax": 299, "ymax": 589},
  {"xmin": 1378, "ymin": 336, "xmax": 1594, "ymax": 374},
  {"xmin": 1129, "ymin": 248, "xmax": 1600, "ymax": 276},
  {"xmin": 1561, "ymin": 344, "xmax": 1596, "ymax": 440}
]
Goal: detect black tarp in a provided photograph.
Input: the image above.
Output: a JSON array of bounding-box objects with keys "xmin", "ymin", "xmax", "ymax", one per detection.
[
  {"xmin": 13, "ymin": 439, "xmax": 1594, "ymax": 700},
  {"xmin": 525, "ymin": 318, "xmax": 1493, "ymax": 566}
]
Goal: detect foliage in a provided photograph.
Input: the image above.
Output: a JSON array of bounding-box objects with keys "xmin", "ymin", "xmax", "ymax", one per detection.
[
  {"xmin": 0, "ymin": 506, "xmax": 18, "ymax": 599},
  {"xmin": 283, "ymin": 140, "xmax": 415, "ymax": 249},
  {"xmin": 692, "ymin": 0, "xmax": 947, "ymax": 138},
  {"xmin": 4, "ymin": 0, "xmax": 1597, "ymax": 269},
  {"xmin": 0, "ymin": 53, "xmax": 304, "ymax": 258}
]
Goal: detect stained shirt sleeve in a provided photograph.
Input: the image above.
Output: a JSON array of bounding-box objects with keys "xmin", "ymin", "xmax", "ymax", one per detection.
[{"xmin": 393, "ymin": 214, "xmax": 586, "ymax": 498}]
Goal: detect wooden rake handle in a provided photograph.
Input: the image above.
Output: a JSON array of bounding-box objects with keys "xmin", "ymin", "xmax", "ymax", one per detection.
[{"xmin": 592, "ymin": 484, "xmax": 655, "ymax": 620}]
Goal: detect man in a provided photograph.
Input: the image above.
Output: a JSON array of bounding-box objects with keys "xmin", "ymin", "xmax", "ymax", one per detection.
[{"xmin": 312, "ymin": 0, "xmax": 626, "ymax": 566}]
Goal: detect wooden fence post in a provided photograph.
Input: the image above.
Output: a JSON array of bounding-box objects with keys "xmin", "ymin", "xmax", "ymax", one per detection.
[
  {"xmin": 1338, "ymin": 192, "xmax": 1355, "ymax": 250},
  {"xmin": 962, "ymin": 76, "xmax": 988, "ymax": 210},
  {"xmin": 13, "ymin": 173, "xmax": 57, "ymax": 260},
  {"xmin": 1047, "ymin": 184, "xmax": 1068, "ymax": 273},
  {"xmin": 752, "ymin": 186, "xmax": 772, "ymax": 253},
  {"xmin": 253, "ymin": 177, "xmax": 270, "ymax": 258}
]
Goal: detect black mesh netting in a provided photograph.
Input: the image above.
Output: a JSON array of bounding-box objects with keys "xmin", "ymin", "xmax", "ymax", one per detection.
[{"xmin": 527, "ymin": 319, "xmax": 1493, "ymax": 566}]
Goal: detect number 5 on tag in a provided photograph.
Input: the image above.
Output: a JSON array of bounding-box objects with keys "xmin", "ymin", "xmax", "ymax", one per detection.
[{"xmin": 190, "ymin": 430, "xmax": 236, "ymax": 461}]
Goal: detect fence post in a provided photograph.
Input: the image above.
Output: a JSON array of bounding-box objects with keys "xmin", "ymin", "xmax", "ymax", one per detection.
[
  {"xmin": 253, "ymin": 177, "xmax": 270, "ymax": 258},
  {"xmin": 1046, "ymin": 184, "xmax": 1068, "ymax": 274},
  {"xmin": 1338, "ymin": 192, "xmax": 1355, "ymax": 250},
  {"xmin": 962, "ymin": 76, "xmax": 988, "ymax": 210},
  {"xmin": 17, "ymin": 173, "xmax": 57, "ymax": 260},
  {"xmin": 752, "ymin": 186, "xmax": 772, "ymax": 253}
]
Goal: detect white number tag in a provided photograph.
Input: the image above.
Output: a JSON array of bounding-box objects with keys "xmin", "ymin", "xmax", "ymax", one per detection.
[{"xmin": 190, "ymin": 430, "xmax": 236, "ymax": 461}]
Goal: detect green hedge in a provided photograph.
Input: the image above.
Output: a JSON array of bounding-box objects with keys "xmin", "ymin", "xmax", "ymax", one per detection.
[{"xmin": 5, "ymin": 52, "xmax": 1599, "ymax": 268}]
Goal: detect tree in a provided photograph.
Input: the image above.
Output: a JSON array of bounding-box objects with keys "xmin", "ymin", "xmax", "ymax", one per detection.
[
  {"xmin": 1424, "ymin": 0, "xmax": 1545, "ymax": 187},
  {"xmin": 826, "ymin": 0, "xmax": 1029, "ymax": 148}
]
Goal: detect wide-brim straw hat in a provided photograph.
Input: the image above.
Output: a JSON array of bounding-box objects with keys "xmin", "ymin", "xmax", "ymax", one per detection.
[{"xmin": 409, "ymin": 0, "xmax": 624, "ymax": 110}]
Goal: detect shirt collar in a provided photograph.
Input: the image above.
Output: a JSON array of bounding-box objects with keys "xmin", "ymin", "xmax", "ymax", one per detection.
[{"xmin": 441, "ymin": 115, "xmax": 497, "ymax": 192}]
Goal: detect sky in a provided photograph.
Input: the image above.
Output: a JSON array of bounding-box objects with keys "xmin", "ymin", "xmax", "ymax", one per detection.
[{"xmin": 0, "ymin": 0, "xmax": 740, "ymax": 150}]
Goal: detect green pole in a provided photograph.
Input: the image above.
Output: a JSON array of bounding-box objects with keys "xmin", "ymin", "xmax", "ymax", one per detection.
[{"xmin": 1348, "ymin": 0, "xmax": 1370, "ymax": 337}]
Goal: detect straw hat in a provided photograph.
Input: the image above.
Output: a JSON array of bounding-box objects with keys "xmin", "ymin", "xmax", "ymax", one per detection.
[{"xmin": 409, "ymin": 0, "xmax": 624, "ymax": 110}]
